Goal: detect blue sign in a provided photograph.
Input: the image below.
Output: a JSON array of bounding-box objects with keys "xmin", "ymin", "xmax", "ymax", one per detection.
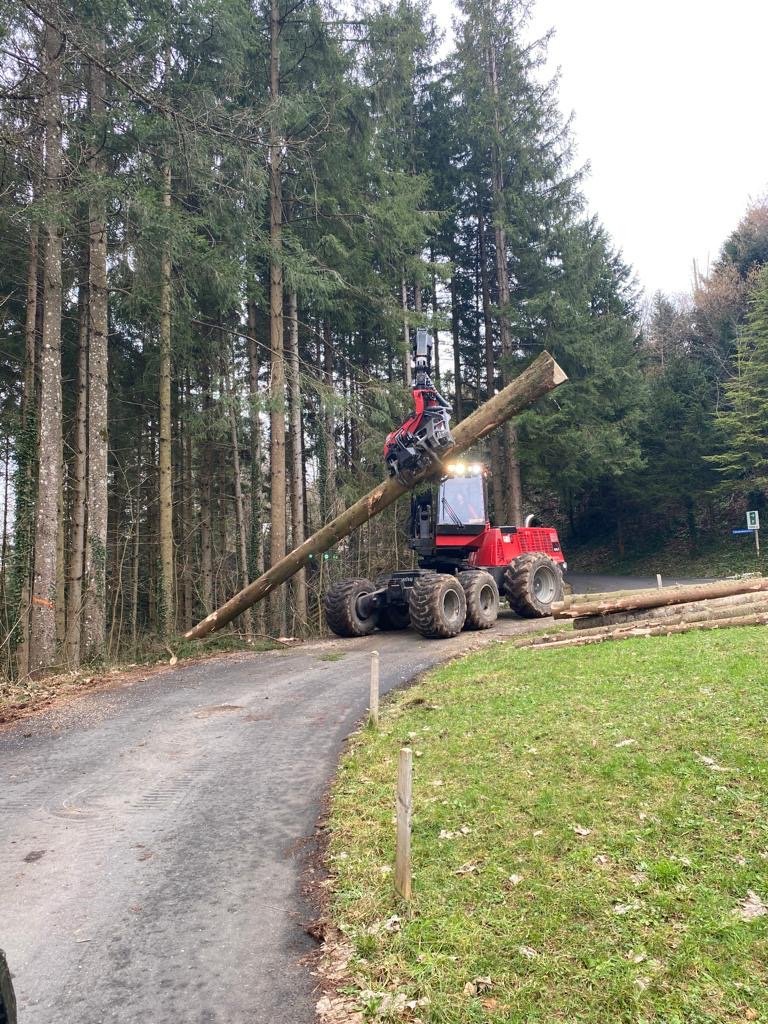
[{"xmin": 732, "ymin": 529, "xmax": 752, "ymax": 535}]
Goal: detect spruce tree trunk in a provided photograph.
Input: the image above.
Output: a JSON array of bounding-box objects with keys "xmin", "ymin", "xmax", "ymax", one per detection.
[
  {"xmin": 65, "ymin": 275, "xmax": 88, "ymax": 666},
  {"xmin": 268, "ymin": 0, "xmax": 286, "ymax": 637},
  {"xmin": 181, "ymin": 379, "xmax": 194, "ymax": 630},
  {"xmin": 30, "ymin": 24, "xmax": 64, "ymax": 674},
  {"xmin": 82, "ymin": 50, "xmax": 109, "ymax": 660},
  {"xmin": 14, "ymin": 224, "xmax": 39, "ymax": 676},
  {"xmin": 246, "ymin": 301, "xmax": 265, "ymax": 632},
  {"xmin": 429, "ymin": 253, "xmax": 440, "ymax": 384},
  {"xmin": 488, "ymin": 43, "xmax": 523, "ymax": 526},
  {"xmin": 158, "ymin": 160, "xmax": 174, "ymax": 633},
  {"xmin": 131, "ymin": 422, "xmax": 142, "ymax": 647},
  {"xmin": 286, "ymin": 290, "xmax": 307, "ymax": 629},
  {"xmin": 225, "ymin": 360, "xmax": 252, "ymax": 633},
  {"xmin": 450, "ymin": 276, "xmax": 463, "ymax": 419},
  {"xmin": 401, "ymin": 276, "xmax": 411, "ymax": 386},
  {"xmin": 477, "ymin": 210, "xmax": 506, "ymax": 520},
  {"xmin": 200, "ymin": 369, "xmax": 214, "ymax": 614},
  {"xmin": 322, "ymin": 319, "xmax": 336, "ymax": 521}
]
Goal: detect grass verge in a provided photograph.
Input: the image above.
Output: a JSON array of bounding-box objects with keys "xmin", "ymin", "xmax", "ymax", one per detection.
[{"xmin": 327, "ymin": 630, "xmax": 768, "ymax": 1023}]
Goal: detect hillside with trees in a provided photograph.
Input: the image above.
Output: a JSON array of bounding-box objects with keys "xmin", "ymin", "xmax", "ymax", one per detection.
[{"xmin": 0, "ymin": 0, "xmax": 766, "ymax": 676}]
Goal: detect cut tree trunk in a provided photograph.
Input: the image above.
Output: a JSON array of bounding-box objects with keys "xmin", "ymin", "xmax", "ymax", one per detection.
[
  {"xmin": 573, "ymin": 591, "xmax": 768, "ymax": 631},
  {"xmin": 185, "ymin": 350, "xmax": 567, "ymax": 640},
  {"xmin": 520, "ymin": 612, "xmax": 768, "ymax": 650},
  {"xmin": 558, "ymin": 578, "xmax": 768, "ymax": 620}
]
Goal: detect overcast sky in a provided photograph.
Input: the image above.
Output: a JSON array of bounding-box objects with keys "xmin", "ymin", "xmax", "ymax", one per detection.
[{"xmin": 431, "ymin": 0, "xmax": 768, "ymax": 298}]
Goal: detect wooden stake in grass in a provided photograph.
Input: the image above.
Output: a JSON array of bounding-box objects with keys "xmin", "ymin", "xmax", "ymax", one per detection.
[
  {"xmin": 369, "ymin": 650, "xmax": 380, "ymax": 728},
  {"xmin": 395, "ymin": 747, "xmax": 413, "ymax": 901}
]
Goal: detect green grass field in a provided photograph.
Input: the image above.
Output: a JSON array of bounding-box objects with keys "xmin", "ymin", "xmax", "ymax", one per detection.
[{"xmin": 328, "ymin": 631, "xmax": 768, "ymax": 1023}]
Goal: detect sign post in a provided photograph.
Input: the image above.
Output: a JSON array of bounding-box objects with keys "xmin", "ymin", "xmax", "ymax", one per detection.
[{"xmin": 747, "ymin": 510, "xmax": 760, "ymax": 556}]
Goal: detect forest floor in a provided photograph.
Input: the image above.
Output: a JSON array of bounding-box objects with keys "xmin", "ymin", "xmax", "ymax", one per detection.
[
  {"xmin": 326, "ymin": 629, "xmax": 768, "ymax": 1023},
  {"xmin": 570, "ymin": 530, "xmax": 767, "ymax": 580},
  {"xmin": 0, "ymin": 633, "xmax": 278, "ymax": 724}
]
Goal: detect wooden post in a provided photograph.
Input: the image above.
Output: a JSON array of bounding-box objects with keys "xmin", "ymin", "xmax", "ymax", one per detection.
[
  {"xmin": 369, "ymin": 650, "xmax": 379, "ymax": 728},
  {"xmin": 395, "ymin": 747, "xmax": 413, "ymax": 901},
  {"xmin": 656, "ymin": 574, "xmax": 663, "ymax": 589}
]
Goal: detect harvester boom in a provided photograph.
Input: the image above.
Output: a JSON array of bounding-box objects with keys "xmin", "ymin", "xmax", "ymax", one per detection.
[{"xmin": 184, "ymin": 351, "xmax": 567, "ymax": 640}]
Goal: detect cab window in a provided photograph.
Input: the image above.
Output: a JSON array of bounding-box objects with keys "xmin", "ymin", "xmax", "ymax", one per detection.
[{"xmin": 438, "ymin": 475, "xmax": 486, "ymax": 526}]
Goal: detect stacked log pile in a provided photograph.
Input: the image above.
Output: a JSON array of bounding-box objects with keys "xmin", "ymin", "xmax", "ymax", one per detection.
[{"xmin": 518, "ymin": 577, "xmax": 768, "ymax": 651}]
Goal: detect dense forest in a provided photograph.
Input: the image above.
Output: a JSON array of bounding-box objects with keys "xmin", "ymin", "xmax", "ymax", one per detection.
[{"xmin": 0, "ymin": 0, "xmax": 766, "ymax": 675}]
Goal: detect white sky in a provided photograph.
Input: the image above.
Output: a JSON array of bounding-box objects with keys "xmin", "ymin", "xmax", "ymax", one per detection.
[{"xmin": 432, "ymin": 0, "xmax": 768, "ymax": 298}]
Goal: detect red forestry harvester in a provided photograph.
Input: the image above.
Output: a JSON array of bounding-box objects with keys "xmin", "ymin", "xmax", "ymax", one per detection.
[{"xmin": 324, "ymin": 330, "xmax": 566, "ymax": 639}]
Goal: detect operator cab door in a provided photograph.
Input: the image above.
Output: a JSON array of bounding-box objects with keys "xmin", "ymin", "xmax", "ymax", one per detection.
[{"xmin": 436, "ymin": 474, "xmax": 487, "ymax": 536}]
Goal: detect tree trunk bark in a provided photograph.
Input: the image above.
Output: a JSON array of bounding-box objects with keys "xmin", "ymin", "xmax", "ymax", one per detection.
[
  {"xmin": 181, "ymin": 374, "xmax": 194, "ymax": 630},
  {"xmin": 286, "ymin": 290, "xmax": 307, "ymax": 629},
  {"xmin": 450, "ymin": 275, "xmax": 462, "ymax": 420},
  {"xmin": 246, "ymin": 301, "xmax": 265, "ymax": 632},
  {"xmin": 487, "ymin": 43, "xmax": 523, "ymax": 526},
  {"xmin": 200, "ymin": 366, "xmax": 214, "ymax": 614},
  {"xmin": 225, "ymin": 359, "xmax": 252, "ymax": 633},
  {"xmin": 558, "ymin": 578, "xmax": 768, "ymax": 620},
  {"xmin": 185, "ymin": 351, "xmax": 567, "ymax": 639},
  {"xmin": 30, "ymin": 23, "xmax": 64, "ymax": 674},
  {"xmin": 158, "ymin": 159, "xmax": 174, "ymax": 634},
  {"xmin": 401, "ymin": 275, "xmax": 411, "ymax": 386},
  {"xmin": 477, "ymin": 209, "xmax": 505, "ymax": 521},
  {"xmin": 521, "ymin": 612, "xmax": 768, "ymax": 651},
  {"xmin": 268, "ymin": 0, "xmax": 286, "ymax": 637},
  {"xmin": 322, "ymin": 319, "xmax": 336, "ymax": 521},
  {"xmin": 82, "ymin": 48, "xmax": 109, "ymax": 660},
  {"xmin": 65, "ymin": 273, "xmax": 88, "ymax": 666}
]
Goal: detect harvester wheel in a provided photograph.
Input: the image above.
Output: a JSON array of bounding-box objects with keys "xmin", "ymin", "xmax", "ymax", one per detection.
[
  {"xmin": 409, "ymin": 573, "xmax": 467, "ymax": 639},
  {"xmin": 324, "ymin": 578, "xmax": 377, "ymax": 637},
  {"xmin": 458, "ymin": 571, "xmax": 499, "ymax": 630},
  {"xmin": 504, "ymin": 553, "xmax": 564, "ymax": 618}
]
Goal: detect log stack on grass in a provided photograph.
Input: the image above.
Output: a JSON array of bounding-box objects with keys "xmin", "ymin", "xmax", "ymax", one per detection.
[{"xmin": 518, "ymin": 577, "xmax": 768, "ymax": 650}]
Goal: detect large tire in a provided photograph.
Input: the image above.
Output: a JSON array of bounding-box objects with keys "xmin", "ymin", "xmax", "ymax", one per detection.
[
  {"xmin": 504, "ymin": 554, "xmax": 564, "ymax": 618},
  {"xmin": 458, "ymin": 571, "xmax": 499, "ymax": 631},
  {"xmin": 324, "ymin": 578, "xmax": 377, "ymax": 637},
  {"xmin": 409, "ymin": 573, "xmax": 467, "ymax": 639}
]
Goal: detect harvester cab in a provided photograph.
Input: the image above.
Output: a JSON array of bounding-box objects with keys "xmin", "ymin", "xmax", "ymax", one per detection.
[{"xmin": 324, "ymin": 459, "xmax": 568, "ymax": 641}]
